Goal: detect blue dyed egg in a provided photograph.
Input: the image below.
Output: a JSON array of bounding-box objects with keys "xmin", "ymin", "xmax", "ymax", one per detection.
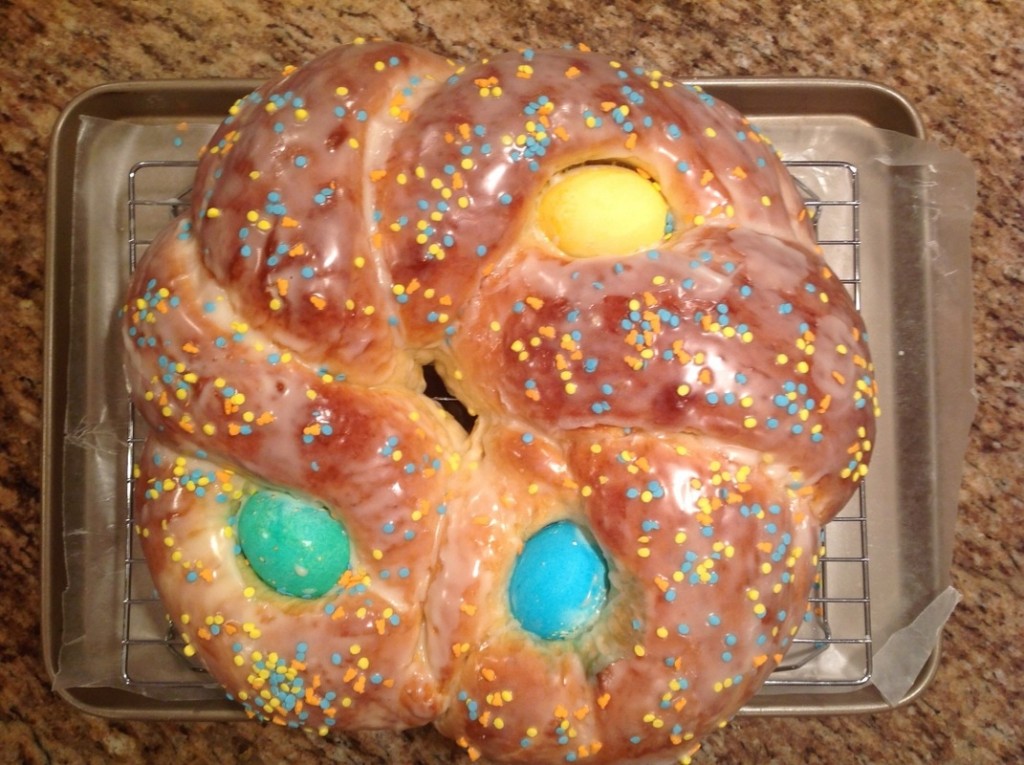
[
  {"xmin": 509, "ymin": 520, "xmax": 608, "ymax": 640},
  {"xmin": 236, "ymin": 490, "xmax": 350, "ymax": 598}
]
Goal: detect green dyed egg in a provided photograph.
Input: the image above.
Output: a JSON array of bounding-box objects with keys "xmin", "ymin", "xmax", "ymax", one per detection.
[{"xmin": 237, "ymin": 490, "xmax": 350, "ymax": 598}]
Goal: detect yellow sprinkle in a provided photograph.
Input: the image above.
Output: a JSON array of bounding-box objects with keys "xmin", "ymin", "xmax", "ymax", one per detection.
[
  {"xmin": 761, "ymin": 195, "xmax": 772, "ymax": 206},
  {"xmin": 243, "ymin": 587, "xmax": 256, "ymax": 598},
  {"xmin": 634, "ymin": 644, "xmax": 646, "ymax": 657},
  {"xmin": 205, "ymin": 208, "xmax": 221, "ymax": 218}
]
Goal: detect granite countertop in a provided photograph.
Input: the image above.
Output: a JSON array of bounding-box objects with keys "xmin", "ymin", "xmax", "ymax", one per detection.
[{"xmin": 2, "ymin": 0, "xmax": 1021, "ymax": 762}]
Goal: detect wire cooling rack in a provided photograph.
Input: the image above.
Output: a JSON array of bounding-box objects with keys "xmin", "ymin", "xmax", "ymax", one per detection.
[{"xmin": 121, "ymin": 159, "xmax": 872, "ymax": 697}]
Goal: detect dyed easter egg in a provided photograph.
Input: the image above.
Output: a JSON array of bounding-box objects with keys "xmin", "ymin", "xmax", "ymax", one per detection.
[
  {"xmin": 509, "ymin": 520, "xmax": 609, "ymax": 640},
  {"xmin": 237, "ymin": 490, "xmax": 350, "ymax": 598}
]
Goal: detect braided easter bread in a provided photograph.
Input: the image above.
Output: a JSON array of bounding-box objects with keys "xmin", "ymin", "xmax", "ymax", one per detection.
[{"xmin": 122, "ymin": 40, "xmax": 878, "ymax": 764}]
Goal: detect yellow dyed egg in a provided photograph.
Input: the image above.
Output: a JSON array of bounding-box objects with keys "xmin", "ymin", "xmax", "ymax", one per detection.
[{"xmin": 538, "ymin": 164, "xmax": 669, "ymax": 257}]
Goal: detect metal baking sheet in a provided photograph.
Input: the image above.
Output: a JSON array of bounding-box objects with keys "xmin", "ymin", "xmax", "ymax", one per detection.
[{"xmin": 44, "ymin": 77, "xmax": 941, "ymax": 721}]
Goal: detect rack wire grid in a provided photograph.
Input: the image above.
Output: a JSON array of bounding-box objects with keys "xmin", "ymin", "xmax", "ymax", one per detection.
[{"xmin": 121, "ymin": 158, "xmax": 872, "ymax": 698}]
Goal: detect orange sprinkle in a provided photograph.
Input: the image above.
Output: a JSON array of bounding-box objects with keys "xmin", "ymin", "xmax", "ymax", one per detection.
[
  {"xmin": 369, "ymin": 169, "xmax": 388, "ymax": 182},
  {"xmin": 281, "ymin": 216, "xmax": 299, "ymax": 228},
  {"xmin": 565, "ymin": 66, "xmax": 581, "ymax": 78}
]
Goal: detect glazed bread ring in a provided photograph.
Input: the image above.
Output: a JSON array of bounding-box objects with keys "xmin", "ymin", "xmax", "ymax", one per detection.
[{"xmin": 122, "ymin": 40, "xmax": 878, "ymax": 764}]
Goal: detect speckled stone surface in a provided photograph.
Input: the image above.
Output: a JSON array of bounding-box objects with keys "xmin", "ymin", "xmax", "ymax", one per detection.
[{"xmin": 2, "ymin": 0, "xmax": 1022, "ymax": 763}]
